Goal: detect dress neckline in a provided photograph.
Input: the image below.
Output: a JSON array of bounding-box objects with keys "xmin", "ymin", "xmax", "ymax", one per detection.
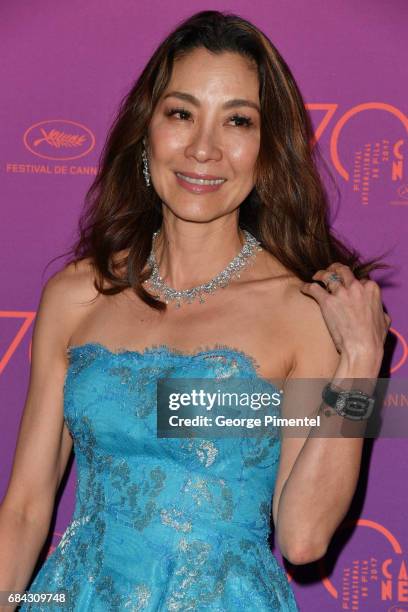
[
  {"xmin": 65, "ymin": 341, "xmax": 282, "ymax": 395},
  {"xmin": 66, "ymin": 340, "xmax": 263, "ymax": 376}
]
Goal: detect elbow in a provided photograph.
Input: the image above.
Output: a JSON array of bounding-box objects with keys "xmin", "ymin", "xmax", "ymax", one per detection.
[{"xmin": 280, "ymin": 539, "xmax": 328, "ymax": 566}]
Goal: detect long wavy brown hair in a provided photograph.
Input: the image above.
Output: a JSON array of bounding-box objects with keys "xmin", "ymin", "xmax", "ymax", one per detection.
[{"xmin": 56, "ymin": 10, "xmax": 391, "ymax": 311}]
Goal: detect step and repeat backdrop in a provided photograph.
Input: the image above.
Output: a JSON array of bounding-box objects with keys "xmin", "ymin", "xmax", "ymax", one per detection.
[{"xmin": 1, "ymin": 2, "xmax": 407, "ymax": 611}]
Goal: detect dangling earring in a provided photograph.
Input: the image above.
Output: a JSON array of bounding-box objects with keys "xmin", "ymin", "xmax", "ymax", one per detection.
[{"xmin": 142, "ymin": 139, "xmax": 151, "ymax": 187}]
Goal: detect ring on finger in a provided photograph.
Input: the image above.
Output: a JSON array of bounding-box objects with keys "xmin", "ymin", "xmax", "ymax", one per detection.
[{"xmin": 325, "ymin": 272, "xmax": 344, "ymax": 292}]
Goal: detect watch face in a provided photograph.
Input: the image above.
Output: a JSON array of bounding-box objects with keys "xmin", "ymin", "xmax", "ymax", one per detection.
[
  {"xmin": 336, "ymin": 395, "xmax": 347, "ymax": 409},
  {"xmin": 337, "ymin": 394, "xmax": 374, "ymax": 420}
]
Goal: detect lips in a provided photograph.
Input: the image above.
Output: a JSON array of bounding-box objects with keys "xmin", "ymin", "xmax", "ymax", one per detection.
[
  {"xmin": 175, "ymin": 171, "xmax": 226, "ymax": 193},
  {"xmin": 175, "ymin": 171, "xmax": 226, "ymax": 180}
]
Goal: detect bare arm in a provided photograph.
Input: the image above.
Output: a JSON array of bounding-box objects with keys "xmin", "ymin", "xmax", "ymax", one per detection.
[
  {"xmin": 273, "ymin": 353, "xmax": 379, "ymax": 566},
  {"xmin": 0, "ymin": 262, "xmax": 94, "ymax": 607},
  {"xmin": 272, "ymin": 272, "xmax": 388, "ymax": 565}
]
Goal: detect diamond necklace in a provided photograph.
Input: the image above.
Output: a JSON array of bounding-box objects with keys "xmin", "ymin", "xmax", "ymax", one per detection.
[{"xmin": 144, "ymin": 228, "xmax": 262, "ymax": 308}]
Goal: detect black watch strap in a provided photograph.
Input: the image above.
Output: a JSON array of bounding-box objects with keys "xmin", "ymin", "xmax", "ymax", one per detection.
[{"xmin": 322, "ymin": 382, "xmax": 375, "ymax": 421}]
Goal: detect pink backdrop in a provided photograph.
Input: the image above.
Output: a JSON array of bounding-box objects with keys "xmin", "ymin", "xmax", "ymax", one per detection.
[{"xmin": 1, "ymin": 2, "xmax": 407, "ymax": 610}]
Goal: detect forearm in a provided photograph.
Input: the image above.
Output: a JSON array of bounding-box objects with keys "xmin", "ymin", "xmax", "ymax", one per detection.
[
  {"xmin": 276, "ymin": 351, "xmax": 382, "ymax": 563},
  {"xmin": 0, "ymin": 503, "xmax": 50, "ymax": 611}
]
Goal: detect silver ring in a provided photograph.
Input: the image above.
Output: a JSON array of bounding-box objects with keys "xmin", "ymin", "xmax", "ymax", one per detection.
[
  {"xmin": 328, "ymin": 272, "xmax": 342, "ymax": 283},
  {"xmin": 325, "ymin": 272, "xmax": 343, "ymax": 292}
]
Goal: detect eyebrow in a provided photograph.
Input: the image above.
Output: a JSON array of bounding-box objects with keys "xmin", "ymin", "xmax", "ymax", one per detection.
[{"xmin": 162, "ymin": 90, "xmax": 260, "ymax": 113}]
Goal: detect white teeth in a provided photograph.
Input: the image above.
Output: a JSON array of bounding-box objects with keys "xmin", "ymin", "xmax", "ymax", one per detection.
[{"xmin": 176, "ymin": 173, "xmax": 225, "ymax": 186}]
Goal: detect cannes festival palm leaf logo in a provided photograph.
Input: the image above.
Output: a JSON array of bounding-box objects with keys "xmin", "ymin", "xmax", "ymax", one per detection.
[
  {"xmin": 33, "ymin": 128, "xmax": 86, "ymax": 149},
  {"xmin": 24, "ymin": 119, "xmax": 95, "ymax": 160}
]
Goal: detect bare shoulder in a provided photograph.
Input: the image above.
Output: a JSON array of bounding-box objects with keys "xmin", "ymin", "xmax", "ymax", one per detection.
[
  {"xmin": 45, "ymin": 257, "xmax": 99, "ymax": 301},
  {"xmin": 38, "ymin": 257, "xmax": 100, "ymax": 351},
  {"xmin": 250, "ymin": 249, "xmax": 341, "ymax": 378},
  {"xmin": 281, "ymin": 276, "xmax": 341, "ymax": 377}
]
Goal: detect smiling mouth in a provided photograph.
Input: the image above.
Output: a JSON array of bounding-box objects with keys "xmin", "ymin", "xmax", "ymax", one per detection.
[{"xmin": 175, "ymin": 172, "xmax": 226, "ymax": 186}]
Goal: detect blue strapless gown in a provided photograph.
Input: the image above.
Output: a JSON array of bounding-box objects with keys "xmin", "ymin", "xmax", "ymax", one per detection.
[{"xmin": 21, "ymin": 342, "xmax": 299, "ymax": 611}]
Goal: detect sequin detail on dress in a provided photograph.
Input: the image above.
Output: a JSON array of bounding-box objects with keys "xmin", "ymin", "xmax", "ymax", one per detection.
[{"xmin": 21, "ymin": 342, "xmax": 299, "ymax": 611}]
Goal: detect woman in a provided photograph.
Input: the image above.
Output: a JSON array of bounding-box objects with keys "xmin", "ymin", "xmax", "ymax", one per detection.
[{"xmin": 0, "ymin": 9, "xmax": 391, "ymax": 612}]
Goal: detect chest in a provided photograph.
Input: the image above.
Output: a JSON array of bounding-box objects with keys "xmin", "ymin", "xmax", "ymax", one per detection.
[{"xmin": 69, "ymin": 284, "xmax": 296, "ymax": 382}]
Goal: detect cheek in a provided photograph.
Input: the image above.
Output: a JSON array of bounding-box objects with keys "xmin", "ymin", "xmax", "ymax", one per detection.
[
  {"xmin": 229, "ymin": 140, "xmax": 259, "ymax": 173},
  {"xmin": 149, "ymin": 120, "xmax": 185, "ymax": 159}
]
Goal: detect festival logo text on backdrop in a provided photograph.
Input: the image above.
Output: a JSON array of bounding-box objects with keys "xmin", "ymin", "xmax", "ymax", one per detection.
[
  {"xmin": 5, "ymin": 119, "xmax": 97, "ymax": 176},
  {"xmin": 311, "ymin": 518, "xmax": 407, "ymax": 610},
  {"xmin": 307, "ymin": 102, "xmax": 407, "ymax": 207}
]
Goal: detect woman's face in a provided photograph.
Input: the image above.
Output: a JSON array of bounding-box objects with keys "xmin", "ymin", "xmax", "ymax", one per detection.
[{"xmin": 147, "ymin": 47, "xmax": 261, "ymax": 224}]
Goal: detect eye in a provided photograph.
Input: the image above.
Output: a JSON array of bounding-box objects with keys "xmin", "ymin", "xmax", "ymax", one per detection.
[
  {"xmin": 164, "ymin": 107, "xmax": 254, "ymax": 128},
  {"xmin": 228, "ymin": 114, "xmax": 253, "ymax": 128},
  {"xmin": 165, "ymin": 107, "xmax": 192, "ymax": 121}
]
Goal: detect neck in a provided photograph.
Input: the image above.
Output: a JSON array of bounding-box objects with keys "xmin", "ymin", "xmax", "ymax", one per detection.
[{"xmin": 152, "ymin": 219, "xmax": 245, "ymax": 290}]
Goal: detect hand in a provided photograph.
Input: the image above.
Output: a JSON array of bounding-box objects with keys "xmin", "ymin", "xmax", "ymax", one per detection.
[{"xmin": 299, "ymin": 262, "xmax": 391, "ymax": 363}]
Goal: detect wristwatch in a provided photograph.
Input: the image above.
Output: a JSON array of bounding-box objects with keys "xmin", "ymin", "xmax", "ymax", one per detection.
[{"xmin": 322, "ymin": 382, "xmax": 375, "ymax": 420}]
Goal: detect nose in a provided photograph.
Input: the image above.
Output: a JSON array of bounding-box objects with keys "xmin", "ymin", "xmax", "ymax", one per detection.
[{"xmin": 184, "ymin": 123, "xmax": 222, "ymax": 163}]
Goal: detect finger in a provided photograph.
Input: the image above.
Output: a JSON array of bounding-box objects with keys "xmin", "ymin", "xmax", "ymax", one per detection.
[
  {"xmin": 321, "ymin": 263, "xmax": 356, "ymax": 288},
  {"xmin": 312, "ymin": 270, "xmax": 342, "ymax": 294},
  {"xmin": 311, "ymin": 270, "xmax": 329, "ymax": 289},
  {"xmin": 310, "ymin": 279, "xmax": 327, "ymax": 290},
  {"xmin": 300, "ymin": 280, "xmax": 330, "ymax": 302},
  {"xmin": 312, "ymin": 269, "xmax": 338, "ymax": 288}
]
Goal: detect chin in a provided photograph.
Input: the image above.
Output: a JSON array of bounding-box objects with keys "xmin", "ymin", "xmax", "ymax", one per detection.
[
  {"xmin": 162, "ymin": 201, "xmax": 225, "ymax": 223},
  {"xmin": 171, "ymin": 211, "xmax": 224, "ymax": 224}
]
